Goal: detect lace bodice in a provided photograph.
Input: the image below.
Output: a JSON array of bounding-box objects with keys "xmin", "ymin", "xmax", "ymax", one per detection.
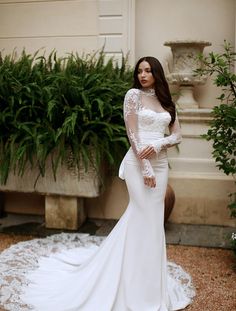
[
  {"xmin": 125, "ymin": 88, "xmax": 171, "ymax": 135},
  {"xmin": 138, "ymin": 109, "xmax": 171, "ymax": 134},
  {"xmin": 123, "ymin": 88, "xmax": 182, "ymax": 178}
]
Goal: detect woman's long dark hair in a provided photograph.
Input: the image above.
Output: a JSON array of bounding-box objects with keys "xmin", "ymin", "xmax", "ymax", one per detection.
[{"xmin": 133, "ymin": 56, "xmax": 176, "ymax": 125}]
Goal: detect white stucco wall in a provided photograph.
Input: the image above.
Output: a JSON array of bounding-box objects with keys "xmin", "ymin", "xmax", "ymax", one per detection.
[
  {"xmin": 0, "ymin": 0, "xmax": 99, "ymax": 56},
  {"xmin": 135, "ymin": 0, "xmax": 235, "ymax": 108},
  {"xmin": 0, "ymin": 0, "xmax": 135, "ymax": 62}
]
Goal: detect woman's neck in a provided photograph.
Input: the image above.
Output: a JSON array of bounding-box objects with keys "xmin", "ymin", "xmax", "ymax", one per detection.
[{"xmin": 140, "ymin": 88, "xmax": 156, "ymax": 97}]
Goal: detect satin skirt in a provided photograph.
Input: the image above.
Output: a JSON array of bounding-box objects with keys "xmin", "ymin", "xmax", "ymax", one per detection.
[{"xmin": 20, "ymin": 149, "xmax": 193, "ymax": 311}]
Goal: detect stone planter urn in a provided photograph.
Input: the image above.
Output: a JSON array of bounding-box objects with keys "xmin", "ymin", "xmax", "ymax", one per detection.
[{"xmin": 164, "ymin": 40, "xmax": 211, "ymax": 109}]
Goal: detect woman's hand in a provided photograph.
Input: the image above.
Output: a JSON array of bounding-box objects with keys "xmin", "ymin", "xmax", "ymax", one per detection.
[
  {"xmin": 144, "ymin": 175, "xmax": 156, "ymax": 188},
  {"xmin": 139, "ymin": 145, "xmax": 156, "ymax": 159}
]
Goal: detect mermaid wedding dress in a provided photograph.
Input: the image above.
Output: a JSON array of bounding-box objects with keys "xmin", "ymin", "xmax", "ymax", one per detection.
[{"xmin": 0, "ymin": 88, "xmax": 195, "ymax": 311}]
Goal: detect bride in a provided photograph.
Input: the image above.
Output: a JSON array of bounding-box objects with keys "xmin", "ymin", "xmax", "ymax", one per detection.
[{"xmin": 0, "ymin": 56, "xmax": 195, "ymax": 311}]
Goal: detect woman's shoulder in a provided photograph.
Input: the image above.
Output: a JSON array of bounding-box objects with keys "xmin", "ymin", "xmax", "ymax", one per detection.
[
  {"xmin": 125, "ymin": 88, "xmax": 140, "ymax": 96},
  {"xmin": 124, "ymin": 88, "xmax": 140, "ymax": 100}
]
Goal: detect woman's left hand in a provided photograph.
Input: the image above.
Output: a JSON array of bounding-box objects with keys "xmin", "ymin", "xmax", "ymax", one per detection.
[{"xmin": 139, "ymin": 146, "xmax": 156, "ymax": 159}]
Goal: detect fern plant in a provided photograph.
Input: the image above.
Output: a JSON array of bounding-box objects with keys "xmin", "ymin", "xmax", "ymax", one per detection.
[{"xmin": 0, "ymin": 49, "xmax": 133, "ymax": 184}]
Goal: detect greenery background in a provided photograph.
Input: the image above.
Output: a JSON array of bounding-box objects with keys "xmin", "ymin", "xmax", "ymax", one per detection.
[
  {"xmin": 196, "ymin": 41, "xmax": 236, "ymax": 254},
  {"xmin": 0, "ymin": 50, "xmax": 133, "ymax": 185}
]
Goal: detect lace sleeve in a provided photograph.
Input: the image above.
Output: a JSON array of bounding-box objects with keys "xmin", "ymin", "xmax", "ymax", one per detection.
[
  {"xmin": 152, "ymin": 114, "xmax": 182, "ymax": 153},
  {"xmin": 124, "ymin": 89, "xmax": 154, "ymax": 178}
]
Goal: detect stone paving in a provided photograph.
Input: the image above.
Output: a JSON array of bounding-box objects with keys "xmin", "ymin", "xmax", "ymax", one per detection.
[{"xmin": 0, "ymin": 213, "xmax": 234, "ymax": 249}]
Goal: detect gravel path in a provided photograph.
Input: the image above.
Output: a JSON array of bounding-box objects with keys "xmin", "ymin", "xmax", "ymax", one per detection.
[
  {"xmin": 167, "ymin": 245, "xmax": 236, "ymax": 311},
  {"xmin": 0, "ymin": 233, "xmax": 235, "ymax": 311}
]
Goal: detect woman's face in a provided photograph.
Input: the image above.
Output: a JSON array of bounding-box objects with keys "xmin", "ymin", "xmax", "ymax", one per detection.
[{"xmin": 137, "ymin": 61, "xmax": 155, "ymax": 89}]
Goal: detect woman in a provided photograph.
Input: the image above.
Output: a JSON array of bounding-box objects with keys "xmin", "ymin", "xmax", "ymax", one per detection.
[{"xmin": 4, "ymin": 57, "xmax": 194, "ymax": 311}]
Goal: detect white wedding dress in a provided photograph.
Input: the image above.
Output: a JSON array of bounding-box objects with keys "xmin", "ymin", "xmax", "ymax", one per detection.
[{"xmin": 0, "ymin": 88, "xmax": 195, "ymax": 311}]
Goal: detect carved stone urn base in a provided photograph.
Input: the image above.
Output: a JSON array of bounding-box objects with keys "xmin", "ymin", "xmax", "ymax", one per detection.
[
  {"xmin": 164, "ymin": 184, "xmax": 175, "ymax": 223},
  {"xmin": 176, "ymin": 85, "xmax": 198, "ymax": 109}
]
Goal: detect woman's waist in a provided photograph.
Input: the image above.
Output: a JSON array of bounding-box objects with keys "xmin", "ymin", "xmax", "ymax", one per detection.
[
  {"xmin": 125, "ymin": 147, "xmax": 167, "ymax": 163},
  {"xmin": 118, "ymin": 148, "xmax": 167, "ymax": 179},
  {"xmin": 138, "ymin": 131, "xmax": 164, "ymax": 147}
]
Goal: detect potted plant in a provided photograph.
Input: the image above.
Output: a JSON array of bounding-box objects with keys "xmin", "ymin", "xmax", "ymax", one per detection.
[{"xmin": 0, "ymin": 49, "xmax": 132, "ymax": 186}]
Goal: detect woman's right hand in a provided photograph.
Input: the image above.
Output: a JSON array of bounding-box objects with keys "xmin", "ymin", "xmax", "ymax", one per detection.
[
  {"xmin": 139, "ymin": 145, "xmax": 156, "ymax": 159},
  {"xmin": 141, "ymin": 159, "xmax": 156, "ymax": 187},
  {"xmin": 144, "ymin": 175, "xmax": 156, "ymax": 188}
]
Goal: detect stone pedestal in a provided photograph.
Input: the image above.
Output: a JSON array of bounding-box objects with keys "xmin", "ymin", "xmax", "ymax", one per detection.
[
  {"xmin": 45, "ymin": 196, "xmax": 86, "ymax": 230},
  {"xmin": 0, "ymin": 157, "xmax": 100, "ymax": 229},
  {"xmin": 177, "ymin": 85, "xmax": 198, "ymax": 108}
]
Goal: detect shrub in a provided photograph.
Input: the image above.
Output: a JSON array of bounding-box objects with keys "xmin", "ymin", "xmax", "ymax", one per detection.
[
  {"xmin": 196, "ymin": 41, "xmax": 236, "ymax": 254},
  {"xmin": 0, "ymin": 49, "xmax": 133, "ymax": 184}
]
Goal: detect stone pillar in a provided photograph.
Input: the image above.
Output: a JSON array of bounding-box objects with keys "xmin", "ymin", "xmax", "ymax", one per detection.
[{"xmin": 45, "ymin": 196, "xmax": 86, "ymax": 230}]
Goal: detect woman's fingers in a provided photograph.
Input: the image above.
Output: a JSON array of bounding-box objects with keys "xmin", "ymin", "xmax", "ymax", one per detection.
[
  {"xmin": 149, "ymin": 178, "xmax": 156, "ymax": 188},
  {"xmin": 141, "ymin": 146, "xmax": 151, "ymax": 157},
  {"xmin": 151, "ymin": 177, "xmax": 156, "ymax": 188},
  {"xmin": 139, "ymin": 147, "xmax": 149, "ymax": 158},
  {"xmin": 144, "ymin": 176, "xmax": 156, "ymax": 188},
  {"xmin": 139, "ymin": 146, "xmax": 155, "ymax": 159}
]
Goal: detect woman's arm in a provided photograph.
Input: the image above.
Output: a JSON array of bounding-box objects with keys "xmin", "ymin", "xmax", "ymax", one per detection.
[
  {"xmin": 124, "ymin": 89, "xmax": 156, "ymax": 184},
  {"xmin": 153, "ymin": 115, "xmax": 182, "ymax": 153},
  {"xmin": 139, "ymin": 115, "xmax": 182, "ymax": 159}
]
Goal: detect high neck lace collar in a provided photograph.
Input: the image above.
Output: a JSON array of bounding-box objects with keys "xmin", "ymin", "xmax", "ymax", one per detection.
[{"xmin": 140, "ymin": 88, "xmax": 156, "ymax": 97}]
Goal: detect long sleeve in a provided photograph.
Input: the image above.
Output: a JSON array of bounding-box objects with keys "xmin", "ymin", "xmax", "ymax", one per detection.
[
  {"xmin": 124, "ymin": 89, "xmax": 155, "ymax": 178},
  {"xmin": 152, "ymin": 114, "xmax": 182, "ymax": 153}
]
